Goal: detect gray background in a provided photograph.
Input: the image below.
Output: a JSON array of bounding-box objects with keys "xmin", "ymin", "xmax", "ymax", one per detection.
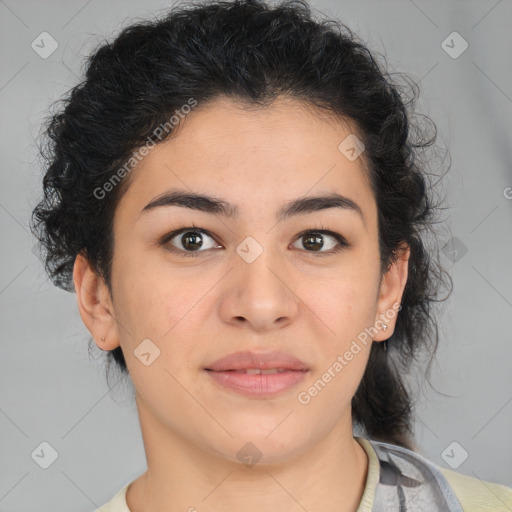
[{"xmin": 1, "ymin": 0, "xmax": 511, "ymax": 511}]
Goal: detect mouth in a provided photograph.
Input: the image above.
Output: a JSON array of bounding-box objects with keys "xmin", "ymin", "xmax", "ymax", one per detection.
[
  {"xmin": 204, "ymin": 350, "xmax": 309, "ymax": 372},
  {"xmin": 204, "ymin": 368, "xmax": 309, "ymax": 397},
  {"xmin": 205, "ymin": 368, "xmax": 305, "ymax": 374},
  {"xmin": 204, "ymin": 350, "xmax": 310, "ymax": 397}
]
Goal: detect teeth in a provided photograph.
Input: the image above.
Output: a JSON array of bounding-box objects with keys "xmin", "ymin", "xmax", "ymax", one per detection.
[{"xmin": 235, "ymin": 368, "xmax": 288, "ymax": 374}]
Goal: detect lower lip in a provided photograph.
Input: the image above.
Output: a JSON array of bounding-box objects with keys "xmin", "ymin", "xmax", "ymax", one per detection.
[{"xmin": 205, "ymin": 369, "xmax": 308, "ymax": 397}]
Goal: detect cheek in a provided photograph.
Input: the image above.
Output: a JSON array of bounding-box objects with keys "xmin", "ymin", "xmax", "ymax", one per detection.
[
  {"xmin": 116, "ymin": 272, "xmax": 198, "ymax": 399},
  {"xmin": 113, "ymin": 257, "xmax": 210, "ymax": 371},
  {"xmin": 309, "ymin": 285, "xmax": 374, "ymax": 401},
  {"xmin": 110, "ymin": 254, "xmax": 172, "ymax": 357},
  {"xmin": 304, "ymin": 268, "xmax": 377, "ymax": 334}
]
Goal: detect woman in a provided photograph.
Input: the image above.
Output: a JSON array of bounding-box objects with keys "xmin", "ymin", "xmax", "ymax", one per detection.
[{"xmin": 30, "ymin": 0, "xmax": 512, "ymax": 510}]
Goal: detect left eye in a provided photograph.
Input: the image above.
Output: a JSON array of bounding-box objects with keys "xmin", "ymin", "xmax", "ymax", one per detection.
[{"xmin": 291, "ymin": 230, "xmax": 347, "ymax": 254}]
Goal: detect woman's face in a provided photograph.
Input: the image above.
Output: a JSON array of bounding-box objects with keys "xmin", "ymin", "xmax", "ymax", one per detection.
[{"xmin": 77, "ymin": 96, "xmax": 408, "ymax": 464}]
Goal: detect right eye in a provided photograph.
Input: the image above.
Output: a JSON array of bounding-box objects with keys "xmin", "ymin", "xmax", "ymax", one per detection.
[{"xmin": 161, "ymin": 227, "xmax": 222, "ymax": 257}]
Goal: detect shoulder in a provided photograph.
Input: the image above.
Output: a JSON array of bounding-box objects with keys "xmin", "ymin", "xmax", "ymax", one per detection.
[
  {"xmin": 93, "ymin": 482, "xmax": 131, "ymax": 512},
  {"xmin": 438, "ymin": 466, "xmax": 512, "ymax": 512},
  {"xmin": 363, "ymin": 437, "xmax": 512, "ymax": 512}
]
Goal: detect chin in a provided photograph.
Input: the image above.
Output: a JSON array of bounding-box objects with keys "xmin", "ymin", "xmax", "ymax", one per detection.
[{"xmin": 212, "ymin": 431, "xmax": 310, "ymax": 468}]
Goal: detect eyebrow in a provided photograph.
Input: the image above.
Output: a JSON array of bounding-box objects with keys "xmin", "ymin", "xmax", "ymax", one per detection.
[{"xmin": 137, "ymin": 188, "xmax": 366, "ymax": 227}]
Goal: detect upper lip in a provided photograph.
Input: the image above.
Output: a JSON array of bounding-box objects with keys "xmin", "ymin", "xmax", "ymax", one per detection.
[{"xmin": 205, "ymin": 351, "xmax": 309, "ymax": 371}]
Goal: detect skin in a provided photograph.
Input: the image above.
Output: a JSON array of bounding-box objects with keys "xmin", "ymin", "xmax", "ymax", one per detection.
[{"xmin": 74, "ymin": 96, "xmax": 410, "ymax": 512}]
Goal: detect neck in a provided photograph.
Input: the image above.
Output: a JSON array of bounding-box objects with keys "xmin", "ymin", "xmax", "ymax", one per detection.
[{"xmin": 126, "ymin": 397, "xmax": 369, "ymax": 512}]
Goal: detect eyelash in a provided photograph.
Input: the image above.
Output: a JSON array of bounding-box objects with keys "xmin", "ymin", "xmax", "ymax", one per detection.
[{"xmin": 159, "ymin": 223, "xmax": 350, "ymax": 258}]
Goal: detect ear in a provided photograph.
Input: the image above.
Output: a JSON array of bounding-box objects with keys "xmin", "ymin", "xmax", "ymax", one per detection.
[
  {"xmin": 373, "ymin": 242, "xmax": 410, "ymax": 342},
  {"xmin": 73, "ymin": 252, "xmax": 120, "ymax": 351}
]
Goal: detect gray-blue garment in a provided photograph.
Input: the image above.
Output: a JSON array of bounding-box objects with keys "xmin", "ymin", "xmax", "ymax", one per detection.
[{"xmin": 364, "ymin": 438, "xmax": 464, "ymax": 511}]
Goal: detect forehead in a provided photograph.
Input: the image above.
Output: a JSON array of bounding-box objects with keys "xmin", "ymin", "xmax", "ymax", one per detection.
[
  {"xmin": 161, "ymin": 96, "xmax": 367, "ymax": 169},
  {"xmin": 115, "ymin": 96, "xmax": 376, "ymax": 230}
]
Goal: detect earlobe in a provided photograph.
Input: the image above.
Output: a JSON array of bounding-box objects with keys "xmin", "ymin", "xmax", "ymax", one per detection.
[
  {"xmin": 72, "ymin": 252, "xmax": 120, "ymax": 351},
  {"xmin": 373, "ymin": 243, "xmax": 410, "ymax": 342}
]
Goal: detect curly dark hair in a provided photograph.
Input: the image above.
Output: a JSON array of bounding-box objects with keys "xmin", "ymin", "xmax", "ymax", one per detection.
[{"xmin": 30, "ymin": 0, "xmax": 453, "ymax": 450}]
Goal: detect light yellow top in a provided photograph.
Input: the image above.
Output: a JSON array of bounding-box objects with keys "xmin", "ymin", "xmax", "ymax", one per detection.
[
  {"xmin": 95, "ymin": 436, "xmax": 512, "ymax": 511},
  {"xmin": 436, "ymin": 465, "xmax": 512, "ymax": 512}
]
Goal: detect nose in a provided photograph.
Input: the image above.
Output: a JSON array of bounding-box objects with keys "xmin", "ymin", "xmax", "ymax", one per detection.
[{"xmin": 218, "ymin": 248, "xmax": 299, "ymax": 332}]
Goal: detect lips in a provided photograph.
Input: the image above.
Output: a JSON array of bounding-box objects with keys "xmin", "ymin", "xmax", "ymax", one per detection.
[
  {"xmin": 228, "ymin": 368, "xmax": 289, "ymax": 374},
  {"xmin": 204, "ymin": 350, "xmax": 309, "ymax": 372},
  {"xmin": 204, "ymin": 351, "xmax": 310, "ymax": 397}
]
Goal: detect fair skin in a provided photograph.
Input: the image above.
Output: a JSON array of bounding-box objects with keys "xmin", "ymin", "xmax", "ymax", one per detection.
[{"xmin": 73, "ymin": 96, "xmax": 409, "ymax": 512}]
